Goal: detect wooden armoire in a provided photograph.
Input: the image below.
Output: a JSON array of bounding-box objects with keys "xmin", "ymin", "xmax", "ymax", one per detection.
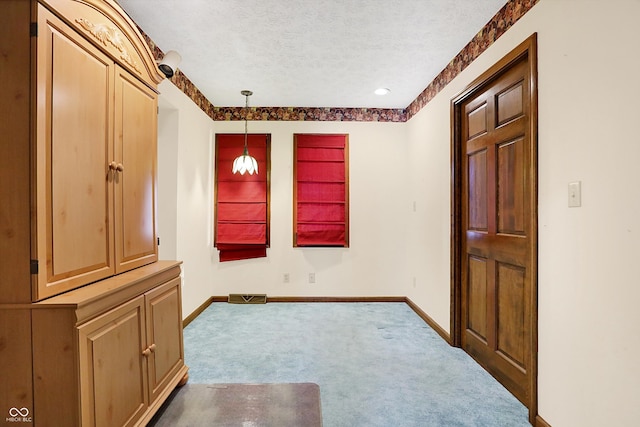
[{"xmin": 0, "ymin": 0, "xmax": 188, "ymax": 425}]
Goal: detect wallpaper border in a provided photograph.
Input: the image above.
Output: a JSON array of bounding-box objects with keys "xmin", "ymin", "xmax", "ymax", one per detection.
[{"xmin": 142, "ymin": 0, "xmax": 538, "ymax": 122}]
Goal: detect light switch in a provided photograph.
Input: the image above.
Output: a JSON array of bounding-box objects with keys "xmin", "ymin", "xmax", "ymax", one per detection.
[{"xmin": 568, "ymin": 181, "xmax": 581, "ymax": 207}]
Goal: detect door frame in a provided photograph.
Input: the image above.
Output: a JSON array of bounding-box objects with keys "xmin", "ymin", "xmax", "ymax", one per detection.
[{"xmin": 450, "ymin": 33, "xmax": 538, "ymax": 423}]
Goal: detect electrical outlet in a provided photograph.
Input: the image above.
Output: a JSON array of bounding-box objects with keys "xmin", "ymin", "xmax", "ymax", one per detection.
[
  {"xmin": 283, "ymin": 273, "xmax": 290, "ymax": 283},
  {"xmin": 308, "ymin": 273, "xmax": 316, "ymax": 284}
]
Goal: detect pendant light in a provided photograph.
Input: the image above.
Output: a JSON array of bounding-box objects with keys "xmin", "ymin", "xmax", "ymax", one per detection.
[{"xmin": 232, "ymin": 90, "xmax": 258, "ymax": 175}]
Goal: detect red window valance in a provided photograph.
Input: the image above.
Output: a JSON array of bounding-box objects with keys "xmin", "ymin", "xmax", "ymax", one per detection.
[
  {"xmin": 215, "ymin": 134, "xmax": 270, "ymax": 261},
  {"xmin": 293, "ymin": 134, "xmax": 349, "ymax": 247}
]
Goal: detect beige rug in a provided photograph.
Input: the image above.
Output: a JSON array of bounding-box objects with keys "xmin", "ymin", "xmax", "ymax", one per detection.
[{"xmin": 148, "ymin": 383, "xmax": 322, "ymax": 426}]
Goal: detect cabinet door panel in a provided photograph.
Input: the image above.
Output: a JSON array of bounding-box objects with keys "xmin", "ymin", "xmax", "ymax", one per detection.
[
  {"xmin": 114, "ymin": 66, "xmax": 158, "ymax": 272},
  {"xmin": 34, "ymin": 6, "xmax": 115, "ymax": 300},
  {"xmin": 78, "ymin": 296, "xmax": 148, "ymax": 427},
  {"xmin": 145, "ymin": 277, "xmax": 184, "ymax": 403}
]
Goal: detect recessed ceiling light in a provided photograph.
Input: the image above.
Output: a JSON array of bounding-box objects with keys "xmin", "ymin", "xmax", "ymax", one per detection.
[{"xmin": 374, "ymin": 87, "xmax": 390, "ymax": 96}]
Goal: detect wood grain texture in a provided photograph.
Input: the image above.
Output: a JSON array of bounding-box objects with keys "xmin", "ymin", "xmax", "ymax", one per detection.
[
  {"xmin": 79, "ymin": 296, "xmax": 148, "ymax": 427},
  {"xmin": 451, "ymin": 34, "xmax": 538, "ymax": 422},
  {"xmin": 461, "ymin": 55, "xmax": 530, "ymax": 404},
  {"xmin": 32, "ymin": 308, "xmax": 81, "ymax": 427},
  {"xmin": 32, "ymin": 262, "xmax": 185, "ymax": 427},
  {"xmin": 39, "ymin": 0, "xmax": 165, "ymax": 87},
  {"xmin": 1, "ymin": 1, "xmax": 186, "ymax": 425},
  {"xmin": 34, "ymin": 5, "xmax": 116, "ymax": 300},
  {"xmin": 498, "ymin": 137, "xmax": 525, "ymax": 234},
  {"xmin": 114, "ymin": 65, "xmax": 159, "ymax": 272},
  {"xmin": 467, "ymin": 102, "xmax": 487, "ymax": 140},
  {"xmin": 497, "ymin": 82, "xmax": 524, "ymax": 125},
  {"xmin": 536, "ymin": 415, "xmax": 553, "ymax": 427},
  {"xmin": 146, "ymin": 278, "xmax": 185, "ymax": 404},
  {"xmin": 0, "ymin": 0, "xmax": 34, "ymax": 303},
  {"xmin": 0, "ymin": 309, "xmax": 33, "ymax": 421}
]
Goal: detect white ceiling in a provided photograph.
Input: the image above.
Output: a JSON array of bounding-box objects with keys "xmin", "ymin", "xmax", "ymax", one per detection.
[{"xmin": 117, "ymin": 0, "xmax": 507, "ymax": 109}]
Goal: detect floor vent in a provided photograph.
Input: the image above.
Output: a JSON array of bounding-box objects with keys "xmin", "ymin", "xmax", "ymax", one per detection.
[{"xmin": 228, "ymin": 294, "xmax": 267, "ymax": 304}]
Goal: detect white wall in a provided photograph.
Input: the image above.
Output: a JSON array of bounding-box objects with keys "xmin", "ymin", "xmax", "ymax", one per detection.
[
  {"xmin": 157, "ymin": 81, "xmax": 216, "ymax": 318},
  {"xmin": 405, "ymin": 1, "xmax": 640, "ymax": 426},
  {"xmin": 159, "ymin": 1, "xmax": 640, "ymax": 424},
  {"xmin": 157, "ymin": 80, "xmax": 410, "ymax": 318},
  {"xmin": 211, "ymin": 119, "xmax": 411, "ymax": 298}
]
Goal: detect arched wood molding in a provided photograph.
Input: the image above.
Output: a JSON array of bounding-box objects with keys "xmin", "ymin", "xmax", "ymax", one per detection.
[{"xmin": 40, "ymin": 0, "xmax": 165, "ymax": 89}]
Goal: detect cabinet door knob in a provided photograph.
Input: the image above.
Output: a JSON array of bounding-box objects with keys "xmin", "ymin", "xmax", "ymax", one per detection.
[
  {"xmin": 109, "ymin": 161, "xmax": 118, "ymax": 171},
  {"xmin": 142, "ymin": 347, "xmax": 151, "ymax": 357},
  {"xmin": 149, "ymin": 343, "xmax": 156, "ymax": 353},
  {"xmin": 116, "ymin": 163, "xmax": 124, "ymax": 172}
]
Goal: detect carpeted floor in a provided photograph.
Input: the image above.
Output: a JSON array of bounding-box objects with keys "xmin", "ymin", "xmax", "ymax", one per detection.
[{"xmin": 178, "ymin": 302, "xmax": 530, "ymax": 426}]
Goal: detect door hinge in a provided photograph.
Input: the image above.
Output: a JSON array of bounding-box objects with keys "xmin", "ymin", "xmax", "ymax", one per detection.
[
  {"xmin": 30, "ymin": 23, "xmax": 38, "ymax": 37},
  {"xmin": 157, "ymin": 237, "xmax": 160, "ymax": 246},
  {"xmin": 30, "ymin": 259, "xmax": 39, "ymax": 274}
]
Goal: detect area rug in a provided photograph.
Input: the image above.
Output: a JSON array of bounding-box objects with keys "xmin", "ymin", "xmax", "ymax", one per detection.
[{"xmin": 148, "ymin": 383, "xmax": 322, "ymax": 426}]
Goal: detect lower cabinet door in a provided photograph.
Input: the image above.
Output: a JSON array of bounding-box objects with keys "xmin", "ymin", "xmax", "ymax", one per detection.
[
  {"xmin": 78, "ymin": 296, "xmax": 148, "ymax": 427},
  {"xmin": 145, "ymin": 277, "xmax": 185, "ymax": 403}
]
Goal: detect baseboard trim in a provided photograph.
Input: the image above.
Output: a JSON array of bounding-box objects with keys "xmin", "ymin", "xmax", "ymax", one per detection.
[
  {"xmin": 404, "ymin": 297, "xmax": 451, "ymax": 344},
  {"xmin": 191, "ymin": 296, "xmax": 453, "ymax": 346},
  {"xmin": 200, "ymin": 296, "xmax": 450, "ymax": 341},
  {"xmin": 266, "ymin": 296, "xmax": 406, "ymax": 303},
  {"xmin": 536, "ymin": 415, "xmax": 552, "ymax": 427},
  {"xmin": 183, "ymin": 296, "xmax": 215, "ymax": 327}
]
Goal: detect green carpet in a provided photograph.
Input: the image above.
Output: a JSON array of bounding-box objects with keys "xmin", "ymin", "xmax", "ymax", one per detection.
[{"xmin": 178, "ymin": 302, "xmax": 530, "ymax": 426}]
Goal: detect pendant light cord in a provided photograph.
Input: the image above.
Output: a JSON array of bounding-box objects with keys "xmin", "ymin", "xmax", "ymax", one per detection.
[{"xmin": 243, "ymin": 91, "xmax": 250, "ymax": 154}]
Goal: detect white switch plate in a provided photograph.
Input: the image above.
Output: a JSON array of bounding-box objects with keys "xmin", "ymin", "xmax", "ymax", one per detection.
[{"xmin": 568, "ymin": 181, "xmax": 581, "ymax": 207}]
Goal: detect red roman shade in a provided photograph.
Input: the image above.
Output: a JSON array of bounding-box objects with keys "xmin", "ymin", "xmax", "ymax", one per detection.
[
  {"xmin": 215, "ymin": 134, "xmax": 270, "ymax": 261},
  {"xmin": 293, "ymin": 134, "xmax": 349, "ymax": 247}
]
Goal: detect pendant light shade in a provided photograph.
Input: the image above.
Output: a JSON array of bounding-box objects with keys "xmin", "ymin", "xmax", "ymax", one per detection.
[
  {"xmin": 232, "ymin": 147, "xmax": 259, "ymax": 175},
  {"xmin": 232, "ymin": 90, "xmax": 258, "ymax": 175}
]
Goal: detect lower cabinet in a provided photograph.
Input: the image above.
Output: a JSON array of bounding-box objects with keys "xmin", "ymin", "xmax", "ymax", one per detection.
[
  {"xmin": 79, "ymin": 295, "xmax": 149, "ymax": 427},
  {"xmin": 32, "ymin": 261, "xmax": 187, "ymax": 427}
]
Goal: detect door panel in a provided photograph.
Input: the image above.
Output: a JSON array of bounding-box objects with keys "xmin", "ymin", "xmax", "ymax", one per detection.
[
  {"xmin": 145, "ymin": 277, "xmax": 184, "ymax": 404},
  {"xmin": 497, "ymin": 138, "xmax": 525, "ymax": 234},
  {"xmin": 496, "ymin": 82, "xmax": 524, "ymax": 125},
  {"xmin": 78, "ymin": 296, "xmax": 147, "ymax": 427},
  {"xmin": 34, "ymin": 7, "xmax": 115, "ymax": 300},
  {"xmin": 459, "ymin": 55, "xmax": 532, "ymax": 405},
  {"xmin": 467, "ymin": 256, "xmax": 488, "ymax": 341},
  {"xmin": 468, "ymin": 150, "xmax": 488, "ymax": 231},
  {"xmin": 114, "ymin": 66, "xmax": 158, "ymax": 272},
  {"xmin": 467, "ymin": 102, "xmax": 488, "ymax": 139},
  {"xmin": 50, "ymin": 32, "xmax": 110, "ymax": 275},
  {"xmin": 496, "ymin": 262, "xmax": 526, "ymax": 369}
]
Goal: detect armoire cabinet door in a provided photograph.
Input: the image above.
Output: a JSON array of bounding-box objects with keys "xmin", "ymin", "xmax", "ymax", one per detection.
[
  {"xmin": 145, "ymin": 277, "xmax": 185, "ymax": 403},
  {"xmin": 78, "ymin": 296, "xmax": 148, "ymax": 427},
  {"xmin": 114, "ymin": 65, "xmax": 159, "ymax": 273},
  {"xmin": 34, "ymin": 6, "xmax": 115, "ymax": 300}
]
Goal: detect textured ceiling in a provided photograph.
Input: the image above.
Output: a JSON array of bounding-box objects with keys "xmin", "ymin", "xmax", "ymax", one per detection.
[{"xmin": 117, "ymin": 0, "xmax": 507, "ymax": 109}]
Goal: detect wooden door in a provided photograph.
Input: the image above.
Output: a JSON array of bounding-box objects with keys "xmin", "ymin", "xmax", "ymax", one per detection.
[
  {"xmin": 114, "ymin": 65, "xmax": 158, "ymax": 273},
  {"xmin": 145, "ymin": 277, "xmax": 185, "ymax": 403},
  {"xmin": 34, "ymin": 6, "xmax": 115, "ymax": 300},
  {"xmin": 78, "ymin": 296, "xmax": 148, "ymax": 427},
  {"xmin": 452, "ymin": 35, "xmax": 537, "ymax": 415}
]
